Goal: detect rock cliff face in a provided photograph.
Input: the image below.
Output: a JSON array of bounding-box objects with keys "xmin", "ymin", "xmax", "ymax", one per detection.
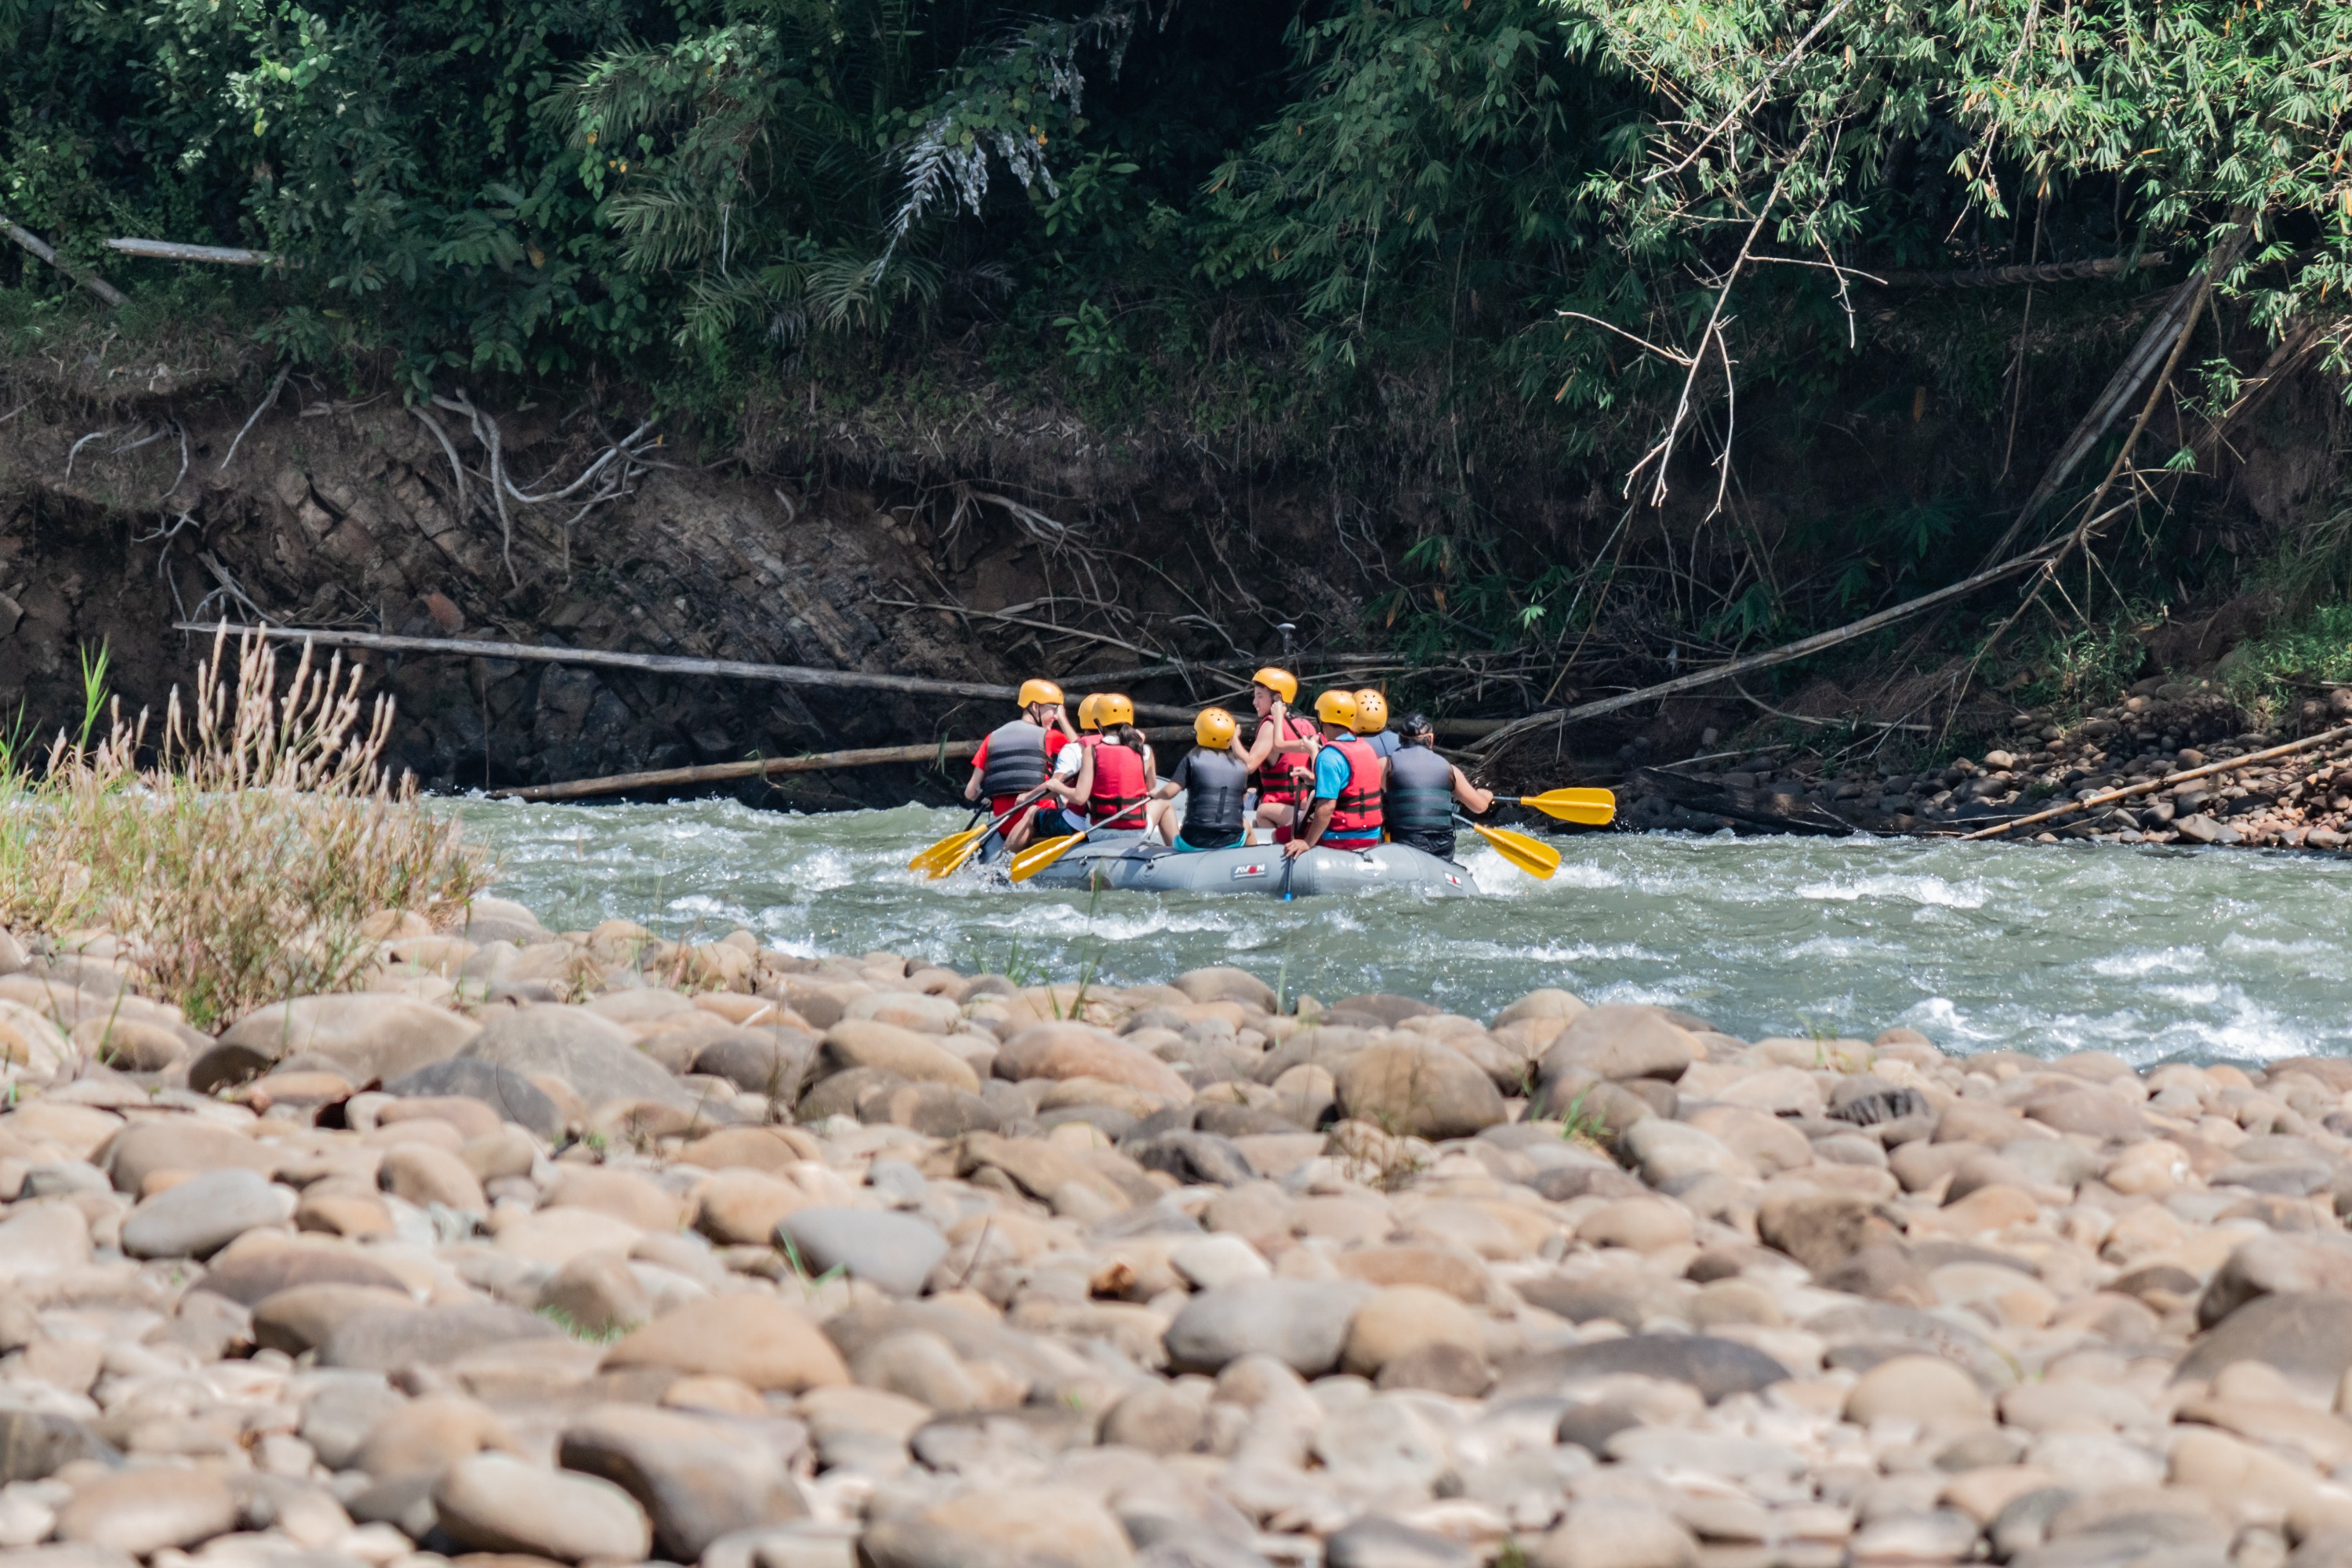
[{"xmin": 0, "ymin": 385, "xmax": 996, "ymax": 806}]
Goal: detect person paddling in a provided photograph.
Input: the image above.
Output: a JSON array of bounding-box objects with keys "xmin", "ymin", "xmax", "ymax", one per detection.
[
  {"xmin": 1352, "ymin": 688, "xmax": 1400, "ymax": 759},
  {"xmin": 1284, "ymin": 690, "xmax": 1388, "ymax": 858},
  {"xmin": 964, "ymin": 679, "xmax": 1077, "ymax": 853},
  {"xmin": 1072, "ymin": 694, "xmax": 1153, "ymax": 832},
  {"xmin": 1383, "ymin": 711, "xmax": 1494, "ymax": 862},
  {"xmin": 1150, "ymin": 707, "xmax": 1250, "ymax": 851},
  {"xmin": 1239, "ymin": 666, "xmax": 1319, "ymax": 844}
]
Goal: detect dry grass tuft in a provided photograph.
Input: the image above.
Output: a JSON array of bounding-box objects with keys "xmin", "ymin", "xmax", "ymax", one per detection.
[{"xmin": 0, "ymin": 629, "xmax": 488, "ymax": 1028}]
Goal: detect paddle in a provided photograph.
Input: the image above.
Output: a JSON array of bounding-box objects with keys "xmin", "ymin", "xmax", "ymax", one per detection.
[
  {"xmin": 1512, "ymin": 788, "xmax": 1617, "ymax": 826},
  {"xmin": 916, "ymin": 789, "xmax": 1052, "ymax": 879},
  {"xmin": 1008, "ymin": 798, "xmax": 1150, "ymax": 884},
  {"xmin": 1465, "ymin": 818, "xmax": 1562, "ymax": 879},
  {"xmin": 908, "ymin": 808, "xmax": 987, "ymax": 873}
]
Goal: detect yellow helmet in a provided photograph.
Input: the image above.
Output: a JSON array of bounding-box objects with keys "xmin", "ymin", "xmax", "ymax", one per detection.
[
  {"xmin": 1252, "ymin": 666, "xmax": 1298, "ymax": 704},
  {"xmin": 1352, "ymin": 688, "xmax": 1388, "ymax": 734},
  {"xmin": 1076, "ymin": 693, "xmax": 1102, "ymax": 731},
  {"xmin": 1017, "ymin": 678, "xmax": 1065, "ymax": 710},
  {"xmin": 1194, "ymin": 707, "xmax": 1238, "ymax": 749},
  {"xmin": 1095, "ymin": 693, "xmax": 1135, "ymax": 728},
  {"xmin": 1314, "ymin": 690, "xmax": 1358, "ymax": 728}
]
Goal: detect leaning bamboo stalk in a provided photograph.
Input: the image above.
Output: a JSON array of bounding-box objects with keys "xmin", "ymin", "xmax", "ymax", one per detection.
[
  {"xmin": 175, "ymin": 622, "xmax": 1203, "ymax": 720},
  {"xmin": 489, "ymin": 728, "xmax": 1196, "ymax": 803},
  {"xmin": 1, "ymin": 216, "xmax": 127, "ymax": 307},
  {"xmin": 1467, "ymin": 540, "xmax": 2065, "ymax": 760},
  {"xmin": 1958, "ymin": 724, "xmax": 2352, "ymax": 841}
]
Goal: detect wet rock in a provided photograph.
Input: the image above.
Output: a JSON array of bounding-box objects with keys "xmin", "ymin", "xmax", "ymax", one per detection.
[
  {"xmin": 432, "ymin": 1450, "xmax": 654, "ymax": 1562},
  {"xmin": 778, "ymin": 1207, "xmax": 947, "ymax": 1295}
]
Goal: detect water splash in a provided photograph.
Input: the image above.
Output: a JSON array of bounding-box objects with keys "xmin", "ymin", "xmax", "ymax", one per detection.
[{"xmin": 454, "ymin": 797, "xmax": 2352, "ymax": 1065}]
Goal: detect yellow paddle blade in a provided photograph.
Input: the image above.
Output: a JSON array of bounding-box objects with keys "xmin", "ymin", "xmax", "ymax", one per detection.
[
  {"xmin": 1516, "ymin": 788, "xmax": 1616, "ymax": 826},
  {"xmin": 1007, "ymin": 833, "xmax": 1084, "ymax": 884},
  {"xmin": 909, "ymin": 824, "xmax": 986, "ymax": 873},
  {"xmin": 927, "ymin": 831, "xmax": 994, "ymax": 880},
  {"xmin": 1471, "ymin": 820, "xmax": 1561, "ymax": 880}
]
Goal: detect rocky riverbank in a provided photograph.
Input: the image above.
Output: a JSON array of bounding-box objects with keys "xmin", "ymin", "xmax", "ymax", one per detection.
[
  {"xmin": 4, "ymin": 902, "xmax": 2352, "ymax": 1568},
  {"xmin": 1623, "ymin": 676, "xmax": 2352, "ymax": 850}
]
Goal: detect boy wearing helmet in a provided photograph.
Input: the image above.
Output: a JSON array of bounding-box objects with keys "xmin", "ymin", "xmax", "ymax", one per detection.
[
  {"xmin": 1352, "ymin": 688, "xmax": 1400, "ymax": 759},
  {"xmin": 1237, "ymin": 666, "xmax": 1319, "ymax": 843},
  {"xmin": 1286, "ymin": 690, "xmax": 1388, "ymax": 858},
  {"xmin": 1150, "ymin": 707, "xmax": 1250, "ymax": 850},
  {"xmin": 964, "ymin": 679, "xmax": 1080, "ymax": 852}
]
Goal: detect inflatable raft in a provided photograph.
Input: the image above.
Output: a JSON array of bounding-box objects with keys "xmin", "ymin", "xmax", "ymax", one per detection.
[{"xmin": 984, "ymin": 830, "xmax": 1480, "ymax": 897}]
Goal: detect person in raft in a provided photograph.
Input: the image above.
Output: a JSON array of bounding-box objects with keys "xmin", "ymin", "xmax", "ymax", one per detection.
[
  {"xmin": 1064, "ymin": 693, "xmax": 1156, "ymax": 836},
  {"xmin": 1383, "ymin": 710, "xmax": 1494, "ymax": 862},
  {"xmin": 963, "ymin": 679, "xmax": 1083, "ymax": 853},
  {"xmin": 1352, "ymin": 688, "xmax": 1401, "ymax": 759},
  {"xmin": 1237, "ymin": 666, "xmax": 1321, "ymax": 843},
  {"xmin": 1148, "ymin": 707, "xmax": 1250, "ymax": 851},
  {"xmin": 1284, "ymin": 689, "xmax": 1388, "ymax": 858}
]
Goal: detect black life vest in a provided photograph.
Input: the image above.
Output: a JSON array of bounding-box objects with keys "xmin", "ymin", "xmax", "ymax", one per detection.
[
  {"xmin": 1179, "ymin": 748, "xmax": 1249, "ymax": 848},
  {"xmin": 1385, "ymin": 742, "xmax": 1457, "ymax": 859},
  {"xmin": 978, "ymin": 719, "xmax": 1049, "ymax": 800}
]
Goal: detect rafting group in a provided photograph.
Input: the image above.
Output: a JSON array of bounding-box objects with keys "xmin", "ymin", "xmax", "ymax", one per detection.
[{"xmin": 910, "ymin": 668, "xmax": 1613, "ymax": 897}]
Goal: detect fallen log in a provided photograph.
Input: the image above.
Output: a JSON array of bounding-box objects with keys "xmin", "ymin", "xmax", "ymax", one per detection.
[
  {"xmin": 104, "ymin": 238, "xmax": 282, "ymax": 267},
  {"xmin": 2, "ymin": 216, "xmax": 127, "ymax": 307},
  {"xmin": 175, "ymin": 622, "xmax": 1201, "ymax": 720},
  {"xmin": 1958, "ymin": 724, "xmax": 2352, "ymax": 841}
]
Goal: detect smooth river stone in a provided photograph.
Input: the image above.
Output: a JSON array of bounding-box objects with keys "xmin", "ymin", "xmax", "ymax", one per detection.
[
  {"xmin": 1492, "ymin": 1334, "xmax": 1791, "ymax": 1403},
  {"xmin": 778, "ymin": 1207, "xmax": 947, "ymax": 1296},
  {"xmin": 119, "ymin": 1167, "xmax": 296, "ymax": 1258},
  {"xmin": 432, "ymin": 1452, "xmax": 652, "ymax": 1562},
  {"xmin": 1164, "ymin": 1278, "xmax": 1375, "ymax": 1375}
]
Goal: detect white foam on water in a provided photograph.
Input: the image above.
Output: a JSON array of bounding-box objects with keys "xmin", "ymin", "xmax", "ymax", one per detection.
[
  {"xmin": 1794, "ymin": 874, "xmax": 1987, "ymax": 909},
  {"xmin": 2089, "ymin": 948, "xmax": 2209, "ymax": 978},
  {"xmin": 453, "ymin": 797, "xmax": 2352, "ymax": 1062}
]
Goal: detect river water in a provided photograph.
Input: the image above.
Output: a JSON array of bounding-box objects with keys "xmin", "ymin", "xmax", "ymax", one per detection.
[{"xmin": 454, "ymin": 798, "xmax": 2352, "ymax": 1067}]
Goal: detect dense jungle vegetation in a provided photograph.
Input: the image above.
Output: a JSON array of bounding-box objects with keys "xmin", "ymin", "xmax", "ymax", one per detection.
[{"xmin": 5, "ymin": 0, "xmax": 2352, "ymax": 730}]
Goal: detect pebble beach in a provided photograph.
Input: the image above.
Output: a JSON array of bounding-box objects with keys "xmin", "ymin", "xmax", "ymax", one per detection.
[{"xmin": 2, "ymin": 898, "xmax": 2351, "ymax": 1568}]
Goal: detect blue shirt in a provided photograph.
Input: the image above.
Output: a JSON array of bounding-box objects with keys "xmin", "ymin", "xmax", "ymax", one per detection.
[{"xmin": 1313, "ymin": 744, "xmax": 1352, "ymax": 801}]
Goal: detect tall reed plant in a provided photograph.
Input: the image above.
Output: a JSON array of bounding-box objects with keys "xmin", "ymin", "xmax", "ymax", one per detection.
[{"xmin": 0, "ymin": 630, "xmax": 488, "ymax": 1028}]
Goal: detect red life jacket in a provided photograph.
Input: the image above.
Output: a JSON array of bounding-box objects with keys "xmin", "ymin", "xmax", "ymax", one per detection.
[
  {"xmin": 1250, "ymin": 714, "xmax": 1318, "ymax": 807},
  {"xmin": 1087, "ymin": 739, "xmax": 1149, "ymax": 826},
  {"xmin": 1323, "ymin": 736, "xmax": 1385, "ymax": 847}
]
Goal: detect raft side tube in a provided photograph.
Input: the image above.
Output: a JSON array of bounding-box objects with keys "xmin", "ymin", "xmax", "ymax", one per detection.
[{"xmin": 1005, "ymin": 833, "xmax": 1480, "ymax": 896}]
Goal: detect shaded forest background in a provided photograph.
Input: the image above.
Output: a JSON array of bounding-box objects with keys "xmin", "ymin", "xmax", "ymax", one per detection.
[{"xmin": 3, "ymin": 0, "xmax": 2352, "ymax": 786}]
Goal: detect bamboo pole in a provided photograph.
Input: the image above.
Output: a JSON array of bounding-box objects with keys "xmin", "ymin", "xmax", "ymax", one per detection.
[
  {"xmin": 1958, "ymin": 724, "xmax": 2352, "ymax": 840},
  {"xmin": 490, "ymin": 717, "xmax": 1502, "ymax": 802},
  {"xmin": 489, "ymin": 727, "xmax": 1200, "ymax": 802},
  {"xmin": 174, "ymin": 622, "xmax": 1203, "ymax": 720},
  {"xmin": 1466, "ymin": 540, "xmax": 2066, "ymax": 760},
  {"xmin": 104, "ymin": 238, "xmax": 281, "ymax": 267},
  {"xmin": 1, "ymin": 217, "xmax": 127, "ymax": 307}
]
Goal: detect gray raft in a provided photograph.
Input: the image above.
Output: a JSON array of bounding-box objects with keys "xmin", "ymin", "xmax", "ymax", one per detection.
[{"xmin": 988, "ymin": 830, "xmax": 1479, "ymax": 897}]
